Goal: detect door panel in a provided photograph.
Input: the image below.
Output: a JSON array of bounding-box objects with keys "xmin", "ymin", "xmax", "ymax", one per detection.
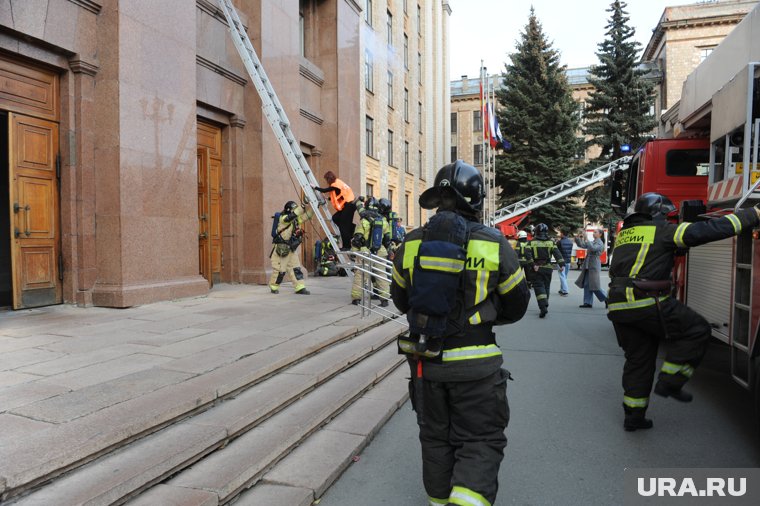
[
  {"xmin": 197, "ymin": 147, "xmax": 212, "ymax": 286},
  {"xmin": 197, "ymin": 121, "xmax": 223, "ymax": 282},
  {"xmin": 9, "ymin": 113, "xmax": 60, "ymax": 309}
]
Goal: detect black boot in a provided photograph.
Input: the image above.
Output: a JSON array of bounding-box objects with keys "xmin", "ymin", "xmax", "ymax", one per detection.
[
  {"xmin": 623, "ymin": 405, "xmax": 653, "ymax": 432},
  {"xmin": 654, "ymin": 381, "xmax": 693, "ymax": 402}
]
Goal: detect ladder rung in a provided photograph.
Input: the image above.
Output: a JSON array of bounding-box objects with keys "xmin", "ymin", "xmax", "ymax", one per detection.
[
  {"xmin": 735, "ymin": 303, "xmax": 750, "ymax": 311},
  {"xmin": 732, "ymin": 341, "xmax": 749, "ymax": 353}
]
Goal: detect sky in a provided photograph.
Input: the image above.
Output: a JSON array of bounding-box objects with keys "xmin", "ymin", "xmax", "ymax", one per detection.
[{"xmin": 448, "ymin": 0, "xmax": 705, "ymax": 80}]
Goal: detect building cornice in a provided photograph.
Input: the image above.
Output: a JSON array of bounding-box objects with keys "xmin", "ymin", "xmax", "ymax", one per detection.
[
  {"xmin": 300, "ymin": 108, "xmax": 324, "ymax": 125},
  {"xmin": 442, "ymin": 1, "xmax": 452, "ymax": 16},
  {"xmin": 299, "ymin": 60, "xmax": 325, "ymax": 87},
  {"xmin": 196, "ymin": 55, "xmax": 248, "ymax": 86},
  {"xmin": 644, "ymin": 13, "xmax": 746, "ymax": 61},
  {"xmin": 69, "ymin": 57, "xmax": 99, "ymax": 76},
  {"xmin": 66, "ymin": 0, "xmax": 101, "ymax": 15},
  {"xmin": 343, "ymin": 0, "xmax": 362, "ymax": 16}
]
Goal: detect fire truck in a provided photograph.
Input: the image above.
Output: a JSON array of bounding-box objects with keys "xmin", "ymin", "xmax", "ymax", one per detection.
[{"xmin": 608, "ymin": 6, "xmax": 760, "ymax": 424}]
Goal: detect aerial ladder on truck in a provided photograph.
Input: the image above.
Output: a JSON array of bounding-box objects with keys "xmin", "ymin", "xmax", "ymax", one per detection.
[
  {"xmin": 490, "ymin": 156, "xmax": 632, "ymax": 229},
  {"xmin": 215, "ymin": 0, "xmax": 397, "ymax": 320}
]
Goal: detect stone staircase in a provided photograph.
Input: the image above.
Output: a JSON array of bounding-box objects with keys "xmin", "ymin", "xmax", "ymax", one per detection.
[{"xmin": 1, "ymin": 315, "xmax": 409, "ymax": 505}]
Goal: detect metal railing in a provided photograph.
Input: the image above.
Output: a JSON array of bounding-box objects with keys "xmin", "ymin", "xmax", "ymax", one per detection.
[{"xmin": 351, "ymin": 251, "xmax": 408, "ymax": 327}]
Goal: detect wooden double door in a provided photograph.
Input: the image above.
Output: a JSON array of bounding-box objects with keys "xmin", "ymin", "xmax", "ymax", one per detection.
[
  {"xmin": 197, "ymin": 122, "xmax": 223, "ymax": 286},
  {"xmin": 2, "ymin": 112, "xmax": 61, "ymax": 309}
]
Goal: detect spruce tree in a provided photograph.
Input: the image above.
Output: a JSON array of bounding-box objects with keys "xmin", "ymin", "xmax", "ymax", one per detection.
[
  {"xmin": 495, "ymin": 9, "xmax": 583, "ymax": 231},
  {"xmin": 582, "ymin": 0, "xmax": 656, "ymax": 223}
]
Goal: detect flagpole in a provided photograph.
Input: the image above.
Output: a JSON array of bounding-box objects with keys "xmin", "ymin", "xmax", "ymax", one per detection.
[
  {"xmin": 490, "ymin": 76, "xmax": 496, "ymax": 225},
  {"xmin": 480, "ymin": 62, "xmax": 487, "ymax": 224}
]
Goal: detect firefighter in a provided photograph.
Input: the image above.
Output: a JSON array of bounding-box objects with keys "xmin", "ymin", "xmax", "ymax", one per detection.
[
  {"xmin": 529, "ymin": 223, "xmax": 565, "ymax": 318},
  {"xmin": 270, "ymin": 201, "xmax": 314, "ymax": 295},
  {"xmin": 608, "ymin": 192, "xmax": 760, "ymax": 431},
  {"xmin": 391, "ymin": 160, "xmax": 530, "ymax": 506},
  {"xmin": 350, "ymin": 197, "xmax": 390, "ymax": 306},
  {"xmin": 313, "ymin": 171, "xmax": 356, "ymax": 250},
  {"xmin": 376, "ymin": 197, "xmax": 397, "ymax": 260},
  {"xmin": 514, "ymin": 230, "xmax": 533, "ymax": 269}
]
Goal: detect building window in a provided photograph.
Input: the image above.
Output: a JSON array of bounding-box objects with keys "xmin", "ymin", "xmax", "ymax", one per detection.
[
  {"xmin": 451, "ymin": 112, "xmax": 457, "ymax": 133},
  {"xmin": 365, "ymin": 0, "xmax": 372, "ymax": 26},
  {"xmin": 473, "ymin": 110, "xmax": 482, "ymax": 132},
  {"xmin": 418, "ymin": 102, "xmax": 422, "ymax": 133},
  {"xmin": 404, "ymin": 34, "xmax": 409, "ymax": 68},
  {"xmin": 387, "ymin": 71, "xmax": 394, "ymax": 108},
  {"xmin": 417, "ymin": 4, "xmax": 421, "ymax": 35},
  {"xmin": 451, "ymin": 146, "xmax": 458, "ymax": 163},
  {"xmin": 474, "ymin": 144, "xmax": 483, "ymax": 165},
  {"xmin": 366, "ymin": 182, "xmax": 374, "ymax": 196},
  {"xmin": 417, "ymin": 52, "xmax": 422, "ymax": 83},
  {"xmin": 404, "ymin": 88, "xmax": 409, "ymax": 121},
  {"xmin": 405, "ymin": 192, "xmax": 411, "ymax": 223},
  {"xmin": 365, "ymin": 116, "xmax": 374, "ymax": 156},
  {"xmin": 418, "ymin": 150, "xmax": 424, "ymax": 180},
  {"xmin": 388, "ymin": 188, "xmax": 394, "ymax": 205},
  {"xmin": 365, "ymin": 50, "xmax": 374, "ymax": 92},
  {"xmin": 388, "ymin": 130, "xmax": 394, "ymax": 166},
  {"xmin": 299, "ymin": 0, "xmax": 314, "ymax": 59},
  {"xmin": 299, "ymin": 11, "xmax": 305, "ymax": 57},
  {"xmin": 403, "ymin": 0, "xmax": 408, "ymax": 14},
  {"xmin": 699, "ymin": 46, "xmax": 716, "ymax": 62},
  {"xmin": 387, "ymin": 10, "xmax": 393, "ymax": 45},
  {"xmin": 404, "ymin": 141, "xmax": 410, "ymax": 172}
]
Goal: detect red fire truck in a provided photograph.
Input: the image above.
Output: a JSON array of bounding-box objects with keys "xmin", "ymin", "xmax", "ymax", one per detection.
[{"xmin": 608, "ymin": 10, "xmax": 760, "ymax": 424}]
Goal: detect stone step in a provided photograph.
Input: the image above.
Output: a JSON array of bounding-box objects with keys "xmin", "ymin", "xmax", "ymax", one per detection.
[
  {"xmin": 0, "ymin": 316, "xmax": 396, "ymax": 502},
  {"xmin": 149, "ymin": 346, "xmax": 405, "ymax": 505},
  {"xmin": 5, "ymin": 321, "xmax": 404, "ymax": 505},
  {"xmin": 236, "ymin": 364, "xmax": 409, "ymax": 505}
]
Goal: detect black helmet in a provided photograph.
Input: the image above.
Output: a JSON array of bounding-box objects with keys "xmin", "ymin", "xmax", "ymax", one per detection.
[
  {"xmin": 628, "ymin": 192, "xmax": 676, "ymax": 222},
  {"xmin": 365, "ymin": 197, "xmax": 378, "ymax": 210},
  {"xmin": 419, "ymin": 160, "xmax": 485, "ymax": 213},
  {"xmin": 377, "ymin": 198, "xmax": 392, "ymax": 216},
  {"xmin": 535, "ymin": 223, "xmax": 549, "ymax": 239},
  {"xmin": 284, "ymin": 201, "xmax": 298, "ymax": 213}
]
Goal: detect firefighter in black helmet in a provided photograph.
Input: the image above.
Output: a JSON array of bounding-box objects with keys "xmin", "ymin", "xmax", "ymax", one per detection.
[
  {"xmin": 529, "ymin": 223, "xmax": 565, "ymax": 318},
  {"xmin": 608, "ymin": 192, "xmax": 760, "ymax": 431},
  {"xmin": 390, "ymin": 160, "xmax": 530, "ymax": 506}
]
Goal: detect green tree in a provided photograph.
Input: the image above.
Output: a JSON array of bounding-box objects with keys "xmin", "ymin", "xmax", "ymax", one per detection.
[
  {"xmin": 581, "ymin": 0, "xmax": 656, "ymax": 223},
  {"xmin": 495, "ymin": 9, "xmax": 583, "ymax": 231}
]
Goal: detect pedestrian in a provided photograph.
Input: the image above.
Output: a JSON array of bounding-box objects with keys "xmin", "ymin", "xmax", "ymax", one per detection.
[
  {"xmin": 270, "ymin": 201, "xmax": 314, "ymax": 295},
  {"xmin": 313, "ymin": 171, "xmax": 356, "ymax": 250},
  {"xmin": 556, "ymin": 229, "xmax": 573, "ymax": 296},
  {"xmin": 529, "ymin": 223, "xmax": 565, "ymax": 318},
  {"xmin": 350, "ymin": 197, "xmax": 390, "ymax": 306},
  {"xmin": 575, "ymin": 228, "xmax": 608, "ymax": 308},
  {"xmin": 608, "ymin": 192, "xmax": 760, "ymax": 431},
  {"xmin": 391, "ymin": 160, "xmax": 530, "ymax": 506}
]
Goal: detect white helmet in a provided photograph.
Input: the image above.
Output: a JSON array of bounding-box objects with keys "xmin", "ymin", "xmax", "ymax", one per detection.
[{"xmin": 517, "ymin": 230, "xmax": 528, "ymax": 239}]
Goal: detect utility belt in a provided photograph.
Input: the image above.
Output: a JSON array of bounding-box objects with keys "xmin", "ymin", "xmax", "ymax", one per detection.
[
  {"xmin": 610, "ymin": 277, "xmax": 672, "ymax": 298},
  {"xmin": 397, "ymin": 326, "xmax": 495, "ymax": 361}
]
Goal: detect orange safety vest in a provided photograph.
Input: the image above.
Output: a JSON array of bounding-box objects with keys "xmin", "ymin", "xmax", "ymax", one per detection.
[{"xmin": 329, "ymin": 178, "xmax": 355, "ymax": 211}]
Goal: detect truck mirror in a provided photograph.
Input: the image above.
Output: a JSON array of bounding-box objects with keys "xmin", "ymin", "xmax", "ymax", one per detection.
[{"xmin": 609, "ymin": 169, "xmax": 626, "ymax": 211}]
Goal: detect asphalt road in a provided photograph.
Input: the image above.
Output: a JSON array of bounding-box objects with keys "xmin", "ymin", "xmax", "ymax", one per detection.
[{"xmin": 320, "ymin": 270, "xmax": 760, "ymax": 506}]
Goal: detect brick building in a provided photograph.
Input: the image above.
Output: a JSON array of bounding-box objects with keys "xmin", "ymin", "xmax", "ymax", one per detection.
[{"xmin": 0, "ymin": 0, "xmax": 449, "ymax": 309}]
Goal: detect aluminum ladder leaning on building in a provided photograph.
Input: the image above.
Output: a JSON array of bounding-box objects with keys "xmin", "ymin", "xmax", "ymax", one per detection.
[
  {"xmin": 216, "ymin": 0, "xmax": 402, "ymax": 323},
  {"xmin": 490, "ymin": 156, "xmax": 632, "ymax": 225}
]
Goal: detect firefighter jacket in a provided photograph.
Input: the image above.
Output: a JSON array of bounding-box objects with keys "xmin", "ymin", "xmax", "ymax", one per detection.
[
  {"xmin": 352, "ymin": 213, "xmax": 390, "ymax": 255},
  {"xmin": 274, "ymin": 206, "xmax": 313, "ymax": 247},
  {"xmin": 390, "ymin": 216, "xmax": 530, "ymax": 381},
  {"xmin": 608, "ymin": 207, "xmax": 760, "ymax": 313},
  {"xmin": 530, "ymin": 237, "xmax": 565, "ymax": 270},
  {"xmin": 514, "ymin": 239, "xmax": 533, "ymax": 267}
]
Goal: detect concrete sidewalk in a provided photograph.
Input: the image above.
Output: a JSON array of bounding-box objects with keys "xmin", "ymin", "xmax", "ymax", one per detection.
[{"xmin": 0, "ymin": 275, "xmax": 397, "ymax": 501}]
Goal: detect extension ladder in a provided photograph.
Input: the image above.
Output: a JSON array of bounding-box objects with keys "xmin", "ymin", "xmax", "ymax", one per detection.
[
  {"xmin": 491, "ymin": 156, "xmax": 632, "ymax": 225},
  {"xmin": 216, "ymin": 0, "xmax": 345, "ymax": 262}
]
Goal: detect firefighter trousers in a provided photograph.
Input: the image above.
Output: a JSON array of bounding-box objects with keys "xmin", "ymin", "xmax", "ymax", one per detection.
[
  {"xmin": 409, "ymin": 365, "xmax": 510, "ymax": 506},
  {"xmin": 531, "ymin": 268, "xmax": 553, "ymax": 311},
  {"xmin": 609, "ymin": 297, "xmax": 711, "ymax": 411}
]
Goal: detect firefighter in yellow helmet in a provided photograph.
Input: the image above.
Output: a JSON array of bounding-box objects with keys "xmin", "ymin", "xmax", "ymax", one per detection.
[
  {"xmin": 391, "ymin": 160, "xmax": 530, "ymax": 506},
  {"xmin": 270, "ymin": 201, "xmax": 313, "ymax": 295}
]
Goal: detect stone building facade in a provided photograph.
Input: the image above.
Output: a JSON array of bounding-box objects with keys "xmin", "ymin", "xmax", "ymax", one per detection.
[
  {"xmin": 360, "ymin": 0, "xmax": 450, "ymax": 229},
  {"xmin": 0, "ymin": 0, "xmax": 449, "ymax": 309},
  {"xmin": 642, "ymin": 0, "xmax": 758, "ymax": 136}
]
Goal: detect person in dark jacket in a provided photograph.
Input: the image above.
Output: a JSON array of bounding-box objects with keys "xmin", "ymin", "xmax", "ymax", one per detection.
[
  {"xmin": 391, "ymin": 161, "xmax": 530, "ymax": 506},
  {"xmin": 608, "ymin": 192, "xmax": 760, "ymax": 431},
  {"xmin": 529, "ymin": 224, "xmax": 565, "ymax": 318},
  {"xmin": 556, "ymin": 229, "xmax": 573, "ymax": 296}
]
